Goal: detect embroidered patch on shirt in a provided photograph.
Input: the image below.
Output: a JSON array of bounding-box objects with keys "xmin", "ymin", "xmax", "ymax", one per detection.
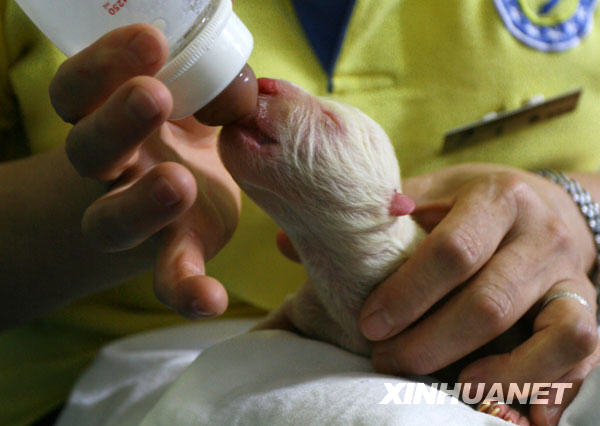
[{"xmin": 494, "ymin": 0, "xmax": 599, "ymax": 51}]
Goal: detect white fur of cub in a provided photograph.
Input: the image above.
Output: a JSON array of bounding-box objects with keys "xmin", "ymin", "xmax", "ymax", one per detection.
[{"xmin": 219, "ymin": 79, "xmax": 426, "ymax": 355}]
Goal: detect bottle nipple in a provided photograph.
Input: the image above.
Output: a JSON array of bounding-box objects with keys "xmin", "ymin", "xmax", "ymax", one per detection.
[{"xmin": 193, "ymin": 63, "xmax": 257, "ymax": 126}]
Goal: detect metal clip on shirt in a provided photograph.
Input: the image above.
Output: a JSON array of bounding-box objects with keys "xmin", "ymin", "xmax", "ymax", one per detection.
[{"xmin": 442, "ymin": 87, "xmax": 582, "ymax": 153}]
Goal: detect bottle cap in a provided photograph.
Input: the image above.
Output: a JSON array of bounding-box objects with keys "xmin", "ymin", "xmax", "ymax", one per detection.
[{"xmin": 156, "ymin": 0, "xmax": 253, "ymax": 119}]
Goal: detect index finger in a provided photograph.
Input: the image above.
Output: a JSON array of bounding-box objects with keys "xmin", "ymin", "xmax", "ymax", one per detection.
[
  {"xmin": 359, "ymin": 174, "xmax": 523, "ymax": 341},
  {"xmin": 50, "ymin": 23, "xmax": 169, "ymax": 124}
]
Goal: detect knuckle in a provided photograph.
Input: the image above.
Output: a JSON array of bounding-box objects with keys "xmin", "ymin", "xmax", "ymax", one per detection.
[
  {"xmin": 496, "ymin": 172, "xmax": 534, "ymax": 201},
  {"xmin": 543, "ymin": 217, "xmax": 572, "ymax": 252},
  {"xmin": 541, "ymin": 216, "xmax": 581, "ymax": 270},
  {"xmin": 470, "ymin": 288, "xmax": 513, "ymax": 334},
  {"xmin": 494, "ymin": 172, "xmax": 538, "ymax": 213},
  {"xmin": 561, "ymin": 316, "xmax": 599, "ymax": 360},
  {"xmin": 434, "ymin": 227, "xmax": 483, "ymax": 275},
  {"xmin": 494, "ymin": 171, "xmax": 523, "ymax": 189}
]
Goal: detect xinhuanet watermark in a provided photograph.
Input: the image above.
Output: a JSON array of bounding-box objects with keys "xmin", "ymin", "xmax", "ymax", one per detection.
[{"xmin": 378, "ymin": 382, "xmax": 572, "ymax": 405}]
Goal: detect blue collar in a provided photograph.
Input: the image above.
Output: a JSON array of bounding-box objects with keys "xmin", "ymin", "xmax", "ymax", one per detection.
[{"xmin": 291, "ymin": 0, "xmax": 357, "ymax": 92}]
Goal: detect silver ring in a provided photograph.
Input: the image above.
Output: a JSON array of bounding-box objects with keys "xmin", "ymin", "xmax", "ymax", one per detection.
[{"xmin": 540, "ymin": 291, "xmax": 592, "ymax": 313}]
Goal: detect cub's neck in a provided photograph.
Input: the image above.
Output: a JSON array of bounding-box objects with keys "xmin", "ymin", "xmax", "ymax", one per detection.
[{"xmin": 290, "ymin": 214, "xmax": 426, "ymax": 329}]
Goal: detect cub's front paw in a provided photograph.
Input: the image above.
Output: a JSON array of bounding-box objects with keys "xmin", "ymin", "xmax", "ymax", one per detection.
[{"xmin": 477, "ymin": 400, "xmax": 530, "ymax": 425}]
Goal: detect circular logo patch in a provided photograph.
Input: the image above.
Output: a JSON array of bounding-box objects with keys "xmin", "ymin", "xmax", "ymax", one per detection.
[{"xmin": 494, "ymin": 0, "xmax": 599, "ymax": 51}]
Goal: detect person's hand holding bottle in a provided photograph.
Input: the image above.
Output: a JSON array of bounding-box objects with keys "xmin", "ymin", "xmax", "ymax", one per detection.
[{"xmin": 52, "ymin": 24, "xmax": 250, "ymax": 318}]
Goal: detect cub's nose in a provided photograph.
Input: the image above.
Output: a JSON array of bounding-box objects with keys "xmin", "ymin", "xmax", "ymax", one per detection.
[{"xmin": 258, "ymin": 78, "xmax": 280, "ymax": 95}]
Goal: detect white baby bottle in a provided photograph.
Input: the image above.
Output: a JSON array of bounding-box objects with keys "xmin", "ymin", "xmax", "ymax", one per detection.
[{"xmin": 14, "ymin": 0, "xmax": 256, "ymax": 123}]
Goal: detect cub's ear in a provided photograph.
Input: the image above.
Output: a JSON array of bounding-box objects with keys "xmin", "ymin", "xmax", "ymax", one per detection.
[{"xmin": 389, "ymin": 190, "xmax": 415, "ymax": 216}]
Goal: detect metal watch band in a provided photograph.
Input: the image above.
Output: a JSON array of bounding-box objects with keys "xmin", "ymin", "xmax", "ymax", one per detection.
[{"xmin": 537, "ymin": 169, "xmax": 600, "ymax": 293}]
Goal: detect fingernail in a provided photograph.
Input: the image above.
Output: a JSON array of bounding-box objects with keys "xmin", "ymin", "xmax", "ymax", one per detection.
[
  {"xmin": 128, "ymin": 87, "xmax": 161, "ymax": 121},
  {"xmin": 191, "ymin": 301, "xmax": 214, "ymax": 318},
  {"xmin": 129, "ymin": 30, "xmax": 163, "ymax": 66},
  {"xmin": 489, "ymin": 405, "xmax": 501, "ymax": 416},
  {"xmin": 477, "ymin": 401, "xmax": 491, "ymax": 412},
  {"xmin": 152, "ymin": 176, "xmax": 181, "ymax": 207},
  {"xmin": 361, "ymin": 308, "xmax": 394, "ymax": 340}
]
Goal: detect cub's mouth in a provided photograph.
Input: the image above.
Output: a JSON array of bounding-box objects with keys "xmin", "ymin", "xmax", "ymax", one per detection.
[
  {"xmin": 234, "ymin": 115, "xmax": 279, "ymax": 147},
  {"xmin": 221, "ymin": 78, "xmax": 288, "ymax": 153}
]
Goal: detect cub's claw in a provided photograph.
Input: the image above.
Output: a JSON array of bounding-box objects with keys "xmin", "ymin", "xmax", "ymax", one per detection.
[{"xmin": 476, "ymin": 400, "xmax": 530, "ymax": 425}]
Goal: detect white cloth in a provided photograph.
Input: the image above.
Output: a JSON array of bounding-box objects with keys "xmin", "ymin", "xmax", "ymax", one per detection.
[
  {"xmin": 56, "ymin": 319, "xmax": 259, "ymax": 426},
  {"xmin": 560, "ymin": 365, "xmax": 600, "ymax": 426},
  {"xmin": 58, "ymin": 321, "xmax": 600, "ymax": 426}
]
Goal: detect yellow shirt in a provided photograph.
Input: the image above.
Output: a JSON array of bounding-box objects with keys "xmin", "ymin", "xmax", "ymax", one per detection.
[{"xmin": 2, "ymin": 0, "xmax": 600, "ymax": 423}]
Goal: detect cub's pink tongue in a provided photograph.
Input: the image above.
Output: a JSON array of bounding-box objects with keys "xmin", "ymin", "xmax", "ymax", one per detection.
[
  {"xmin": 257, "ymin": 77, "xmax": 280, "ymax": 95},
  {"xmin": 389, "ymin": 191, "xmax": 415, "ymax": 217},
  {"xmin": 193, "ymin": 64, "xmax": 258, "ymax": 126}
]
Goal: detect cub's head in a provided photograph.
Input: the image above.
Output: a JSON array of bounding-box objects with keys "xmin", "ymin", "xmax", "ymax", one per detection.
[{"xmin": 219, "ymin": 78, "xmax": 412, "ymax": 247}]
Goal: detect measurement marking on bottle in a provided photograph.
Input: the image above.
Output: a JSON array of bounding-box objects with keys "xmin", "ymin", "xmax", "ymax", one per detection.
[{"xmin": 103, "ymin": 0, "xmax": 128, "ymax": 16}]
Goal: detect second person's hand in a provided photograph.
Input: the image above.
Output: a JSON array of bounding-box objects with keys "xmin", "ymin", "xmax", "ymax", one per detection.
[
  {"xmin": 50, "ymin": 23, "xmax": 242, "ymax": 319},
  {"xmin": 358, "ymin": 163, "xmax": 599, "ymax": 425}
]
